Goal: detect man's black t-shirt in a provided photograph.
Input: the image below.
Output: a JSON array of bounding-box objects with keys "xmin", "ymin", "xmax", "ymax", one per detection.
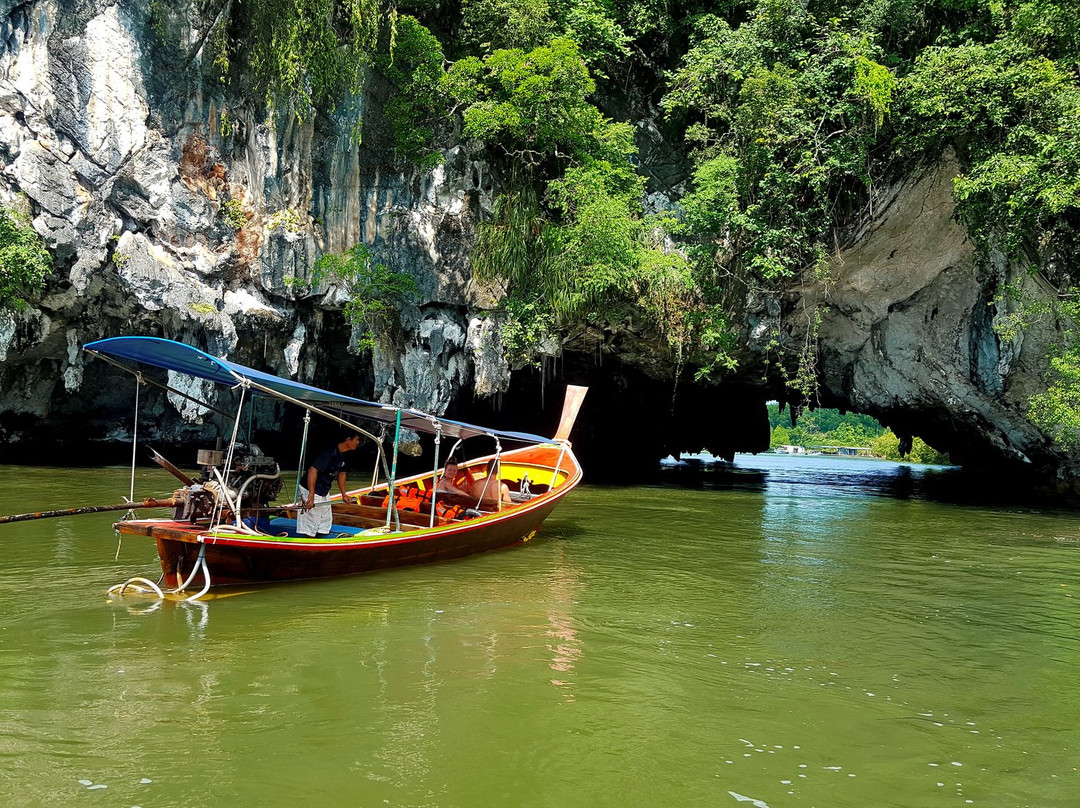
[{"xmin": 308, "ymin": 446, "xmax": 346, "ymax": 496}]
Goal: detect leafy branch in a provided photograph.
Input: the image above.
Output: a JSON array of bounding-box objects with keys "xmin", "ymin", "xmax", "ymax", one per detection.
[
  {"xmin": 0, "ymin": 206, "xmax": 50, "ymax": 311},
  {"xmin": 288, "ymin": 244, "xmax": 419, "ymax": 352}
]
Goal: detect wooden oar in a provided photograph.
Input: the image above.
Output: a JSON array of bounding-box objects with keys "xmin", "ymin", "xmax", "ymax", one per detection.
[
  {"xmin": 0, "ymin": 498, "xmax": 177, "ymax": 525},
  {"xmin": 553, "ymin": 385, "xmax": 588, "ymax": 442}
]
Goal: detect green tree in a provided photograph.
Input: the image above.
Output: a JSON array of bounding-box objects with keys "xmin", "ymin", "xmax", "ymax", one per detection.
[
  {"xmin": 665, "ymin": 15, "xmax": 896, "ymax": 288},
  {"xmin": 456, "ymin": 37, "xmax": 610, "ymax": 164},
  {"xmin": 867, "ymin": 430, "xmax": 950, "ymax": 464},
  {"xmin": 1026, "ymin": 291, "xmax": 1080, "ymax": 448},
  {"xmin": 901, "ymin": 38, "xmax": 1080, "ymax": 263},
  {"xmin": 869, "ymin": 431, "xmax": 901, "ymax": 460},
  {"xmin": 0, "ymin": 206, "xmax": 50, "ymax": 310},
  {"xmin": 287, "ymin": 245, "xmax": 419, "ymax": 351},
  {"xmin": 203, "ymin": 0, "xmax": 381, "ymax": 121},
  {"xmin": 908, "ymin": 437, "xmax": 950, "ymax": 465},
  {"xmin": 825, "ymin": 422, "xmax": 864, "ymax": 447},
  {"xmin": 444, "ymin": 36, "xmax": 699, "ymax": 358},
  {"xmin": 459, "ymin": 0, "xmax": 555, "ymax": 53},
  {"xmin": 377, "ymin": 14, "xmax": 448, "ymax": 166},
  {"xmin": 767, "ymin": 403, "xmax": 887, "ymax": 448},
  {"xmin": 660, "ymin": 8, "xmax": 905, "ymax": 394},
  {"xmin": 458, "ymin": 0, "xmax": 629, "ymax": 72},
  {"xmin": 770, "ymin": 423, "xmax": 791, "ymax": 448}
]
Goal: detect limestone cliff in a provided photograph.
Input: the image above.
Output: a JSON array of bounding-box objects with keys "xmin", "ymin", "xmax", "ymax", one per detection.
[
  {"xmin": 770, "ymin": 156, "xmax": 1076, "ymax": 492},
  {"xmin": 0, "ymin": 0, "xmax": 501, "ymax": 452},
  {"xmin": 0, "ymin": 0, "xmax": 1073, "ymax": 493}
]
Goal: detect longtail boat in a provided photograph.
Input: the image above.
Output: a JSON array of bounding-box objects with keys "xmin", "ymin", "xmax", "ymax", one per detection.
[{"xmin": 83, "ymin": 337, "xmax": 586, "ymax": 599}]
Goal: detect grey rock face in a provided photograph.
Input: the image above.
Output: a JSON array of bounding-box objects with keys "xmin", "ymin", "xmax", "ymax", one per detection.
[
  {"xmin": 776, "ymin": 157, "xmax": 1075, "ymax": 486},
  {"xmin": 0, "ymin": 0, "xmax": 496, "ymax": 453}
]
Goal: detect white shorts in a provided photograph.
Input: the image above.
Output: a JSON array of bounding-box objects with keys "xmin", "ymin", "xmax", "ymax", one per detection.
[{"xmin": 296, "ymin": 486, "xmax": 333, "ymax": 536}]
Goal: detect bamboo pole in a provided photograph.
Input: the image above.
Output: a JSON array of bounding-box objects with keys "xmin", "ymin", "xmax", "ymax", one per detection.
[{"xmin": 0, "ymin": 498, "xmax": 177, "ymax": 525}]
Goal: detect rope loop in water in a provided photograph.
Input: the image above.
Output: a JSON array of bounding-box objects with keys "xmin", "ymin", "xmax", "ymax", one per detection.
[
  {"xmin": 107, "ymin": 576, "xmax": 165, "ymax": 599},
  {"xmin": 109, "ymin": 546, "xmax": 212, "ymax": 603}
]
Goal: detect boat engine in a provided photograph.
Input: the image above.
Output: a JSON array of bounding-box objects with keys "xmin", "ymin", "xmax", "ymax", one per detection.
[{"xmin": 172, "ymin": 444, "xmax": 282, "ymax": 522}]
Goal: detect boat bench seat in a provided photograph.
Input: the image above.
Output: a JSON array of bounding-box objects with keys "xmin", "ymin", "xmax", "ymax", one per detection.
[
  {"xmin": 353, "ymin": 492, "xmax": 499, "ymax": 522},
  {"xmin": 335, "ymin": 501, "xmax": 457, "ymax": 527}
]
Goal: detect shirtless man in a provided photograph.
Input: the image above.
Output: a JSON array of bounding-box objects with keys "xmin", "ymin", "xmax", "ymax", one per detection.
[{"xmin": 437, "ymin": 458, "xmax": 511, "ymax": 507}]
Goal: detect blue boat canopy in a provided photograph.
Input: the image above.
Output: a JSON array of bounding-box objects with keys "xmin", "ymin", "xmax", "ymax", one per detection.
[{"xmin": 84, "ymin": 336, "xmax": 550, "ymax": 444}]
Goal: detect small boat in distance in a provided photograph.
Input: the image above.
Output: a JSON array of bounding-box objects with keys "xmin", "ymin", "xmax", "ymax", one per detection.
[{"xmin": 83, "ymin": 337, "xmax": 586, "ymax": 599}]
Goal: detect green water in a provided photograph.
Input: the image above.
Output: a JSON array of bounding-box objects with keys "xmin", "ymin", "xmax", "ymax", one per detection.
[{"xmin": 1, "ymin": 456, "xmax": 1079, "ymax": 807}]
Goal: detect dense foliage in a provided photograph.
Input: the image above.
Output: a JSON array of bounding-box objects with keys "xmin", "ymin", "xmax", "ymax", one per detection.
[
  {"xmin": 769, "ymin": 403, "xmax": 883, "ymax": 449},
  {"xmin": 664, "ymin": 7, "xmax": 895, "ymax": 285},
  {"xmin": 1026, "ymin": 293, "xmax": 1080, "ymax": 448},
  {"xmin": 380, "ymin": 17, "xmax": 700, "ymax": 357},
  {"xmin": 149, "ymin": 0, "xmax": 383, "ymax": 122},
  {"xmin": 0, "ymin": 206, "xmax": 50, "ymax": 311},
  {"xmin": 902, "ymin": 33, "xmax": 1080, "ymax": 267},
  {"xmin": 377, "ymin": 0, "xmax": 1080, "ymax": 416},
  {"xmin": 866, "ymin": 432, "xmax": 952, "ymax": 465},
  {"xmin": 768, "ymin": 402, "xmax": 884, "ymax": 437},
  {"xmin": 287, "ymin": 245, "xmax": 419, "ymax": 351},
  {"xmin": 202, "ymin": 0, "xmax": 1080, "ymax": 449}
]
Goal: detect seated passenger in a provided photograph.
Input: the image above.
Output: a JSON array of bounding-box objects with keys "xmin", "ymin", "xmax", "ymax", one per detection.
[
  {"xmin": 437, "ymin": 458, "xmax": 511, "ymax": 509},
  {"xmin": 436, "ymin": 458, "xmax": 473, "ymax": 498}
]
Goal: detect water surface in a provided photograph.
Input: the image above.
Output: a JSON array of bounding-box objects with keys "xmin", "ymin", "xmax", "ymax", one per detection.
[{"xmin": 1, "ymin": 456, "xmax": 1078, "ymax": 807}]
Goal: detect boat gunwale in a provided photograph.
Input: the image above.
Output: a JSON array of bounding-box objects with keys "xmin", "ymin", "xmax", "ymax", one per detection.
[{"xmin": 117, "ymin": 450, "xmax": 583, "ymax": 551}]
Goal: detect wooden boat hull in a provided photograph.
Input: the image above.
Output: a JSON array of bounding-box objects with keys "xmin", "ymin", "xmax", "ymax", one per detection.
[{"xmin": 116, "ymin": 443, "xmax": 581, "ymax": 589}]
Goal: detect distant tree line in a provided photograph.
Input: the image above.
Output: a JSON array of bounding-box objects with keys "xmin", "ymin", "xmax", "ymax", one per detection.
[{"xmin": 768, "ymin": 404, "xmax": 950, "ymax": 464}]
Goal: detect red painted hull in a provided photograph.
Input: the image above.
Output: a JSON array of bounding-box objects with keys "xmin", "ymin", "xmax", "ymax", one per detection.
[{"xmin": 116, "ymin": 444, "xmax": 581, "ymax": 589}]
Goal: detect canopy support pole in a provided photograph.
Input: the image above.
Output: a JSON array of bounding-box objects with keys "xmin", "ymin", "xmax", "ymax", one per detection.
[
  {"xmin": 430, "ymin": 436, "xmax": 463, "ymax": 526},
  {"xmin": 294, "ymin": 409, "xmax": 311, "ymax": 504},
  {"xmin": 126, "ymin": 373, "xmax": 142, "ymax": 516},
  {"xmin": 210, "ymin": 381, "xmax": 248, "ymax": 528},
  {"xmin": 474, "ymin": 438, "xmax": 503, "ymax": 509},
  {"xmin": 385, "ymin": 409, "xmax": 402, "ymax": 530},
  {"xmin": 238, "ymin": 376, "xmax": 387, "ymax": 489},
  {"xmin": 429, "ymin": 426, "xmax": 442, "ymax": 528}
]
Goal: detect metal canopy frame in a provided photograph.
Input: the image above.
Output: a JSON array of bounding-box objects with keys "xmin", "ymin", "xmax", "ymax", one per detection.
[{"xmin": 84, "ymin": 336, "xmax": 551, "ymax": 445}]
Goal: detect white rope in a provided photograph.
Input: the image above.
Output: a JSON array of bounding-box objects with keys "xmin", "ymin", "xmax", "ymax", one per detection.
[
  {"xmin": 108, "ymin": 549, "xmax": 212, "ymax": 601},
  {"xmin": 175, "ymin": 544, "xmax": 208, "ymax": 591},
  {"xmin": 107, "ymin": 576, "xmax": 165, "ymax": 599},
  {"xmin": 184, "ymin": 557, "xmax": 212, "ymax": 601},
  {"xmin": 170, "ymin": 545, "xmax": 211, "ymax": 600},
  {"xmin": 550, "ymin": 443, "xmax": 567, "ymax": 490}
]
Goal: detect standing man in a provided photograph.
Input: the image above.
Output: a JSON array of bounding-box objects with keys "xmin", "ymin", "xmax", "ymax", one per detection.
[{"xmin": 297, "ymin": 431, "xmax": 361, "ymax": 537}]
